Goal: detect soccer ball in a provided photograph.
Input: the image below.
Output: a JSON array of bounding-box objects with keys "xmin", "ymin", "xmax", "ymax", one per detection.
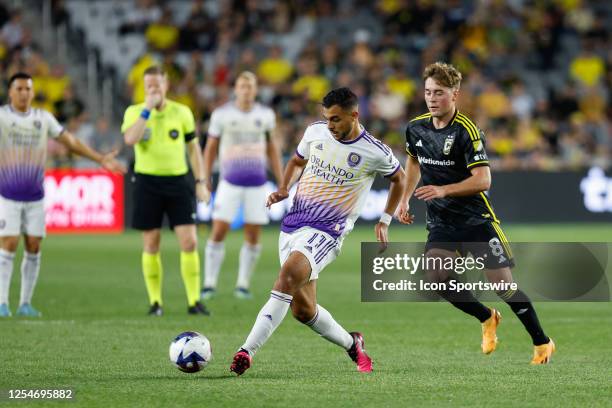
[{"xmin": 169, "ymin": 331, "xmax": 212, "ymax": 373}]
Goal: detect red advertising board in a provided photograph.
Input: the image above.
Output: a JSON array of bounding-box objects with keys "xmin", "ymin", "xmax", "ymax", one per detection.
[{"xmin": 44, "ymin": 169, "xmax": 124, "ymax": 233}]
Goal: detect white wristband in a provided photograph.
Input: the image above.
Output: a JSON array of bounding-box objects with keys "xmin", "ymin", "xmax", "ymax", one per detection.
[{"xmin": 379, "ymin": 212, "xmax": 392, "ymax": 225}]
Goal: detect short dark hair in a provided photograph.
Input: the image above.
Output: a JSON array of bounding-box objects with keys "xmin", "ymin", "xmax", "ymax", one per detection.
[
  {"xmin": 8, "ymin": 72, "xmax": 32, "ymax": 89},
  {"xmin": 322, "ymin": 87, "xmax": 358, "ymax": 110},
  {"xmin": 143, "ymin": 65, "xmax": 167, "ymax": 77}
]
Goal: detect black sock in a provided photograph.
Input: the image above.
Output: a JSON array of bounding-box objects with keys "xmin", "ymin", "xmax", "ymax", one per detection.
[
  {"xmin": 437, "ymin": 279, "xmax": 492, "ymax": 322},
  {"xmin": 497, "ymin": 288, "xmax": 549, "ymax": 345}
]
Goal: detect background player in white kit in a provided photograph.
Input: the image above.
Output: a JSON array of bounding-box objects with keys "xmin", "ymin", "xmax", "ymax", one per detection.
[
  {"xmin": 0, "ymin": 73, "xmax": 125, "ymax": 317},
  {"xmin": 230, "ymin": 88, "xmax": 405, "ymax": 375},
  {"xmin": 201, "ymin": 71, "xmax": 283, "ymax": 300}
]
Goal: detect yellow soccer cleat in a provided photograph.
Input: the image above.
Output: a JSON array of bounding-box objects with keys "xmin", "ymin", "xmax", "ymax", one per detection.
[
  {"xmin": 531, "ymin": 338, "xmax": 556, "ymax": 365},
  {"xmin": 481, "ymin": 308, "xmax": 501, "ymax": 354}
]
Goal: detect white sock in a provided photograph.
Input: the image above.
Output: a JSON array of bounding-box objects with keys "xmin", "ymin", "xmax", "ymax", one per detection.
[
  {"xmin": 204, "ymin": 240, "xmax": 225, "ymax": 289},
  {"xmin": 240, "ymin": 290, "xmax": 293, "ymax": 355},
  {"xmin": 236, "ymin": 243, "xmax": 262, "ymax": 289},
  {"xmin": 19, "ymin": 251, "xmax": 41, "ymax": 305},
  {"xmin": 0, "ymin": 249, "xmax": 15, "ymax": 305},
  {"xmin": 306, "ymin": 304, "xmax": 354, "ymax": 350}
]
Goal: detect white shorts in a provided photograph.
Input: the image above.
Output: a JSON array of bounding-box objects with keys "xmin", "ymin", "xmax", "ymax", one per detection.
[
  {"xmin": 278, "ymin": 227, "xmax": 341, "ymax": 280},
  {"xmin": 212, "ymin": 180, "xmax": 269, "ymax": 225},
  {"xmin": 0, "ymin": 196, "xmax": 46, "ymax": 237}
]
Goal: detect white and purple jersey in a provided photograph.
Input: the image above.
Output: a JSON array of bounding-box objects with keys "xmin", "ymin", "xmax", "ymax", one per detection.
[
  {"xmin": 208, "ymin": 102, "xmax": 275, "ymax": 187},
  {"xmin": 0, "ymin": 105, "xmax": 63, "ymax": 202},
  {"xmin": 282, "ymin": 122, "xmax": 401, "ymax": 239}
]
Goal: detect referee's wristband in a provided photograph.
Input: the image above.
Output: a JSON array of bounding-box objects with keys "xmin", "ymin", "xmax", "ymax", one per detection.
[
  {"xmin": 140, "ymin": 109, "xmax": 151, "ymax": 120},
  {"xmin": 379, "ymin": 212, "xmax": 392, "ymax": 225}
]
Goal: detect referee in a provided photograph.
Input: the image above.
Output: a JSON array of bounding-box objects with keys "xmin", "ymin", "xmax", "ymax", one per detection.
[{"xmin": 122, "ymin": 66, "xmax": 210, "ymax": 316}]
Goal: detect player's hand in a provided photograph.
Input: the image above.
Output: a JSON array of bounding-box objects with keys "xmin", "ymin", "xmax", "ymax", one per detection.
[
  {"xmin": 415, "ymin": 185, "xmax": 446, "ymax": 202},
  {"xmin": 266, "ymin": 188, "xmax": 289, "ymax": 208},
  {"xmin": 100, "ymin": 149, "xmax": 127, "ymax": 174},
  {"xmin": 395, "ymin": 201, "xmax": 415, "ymax": 224},
  {"xmin": 196, "ymin": 183, "xmax": 211, "ymax": 204},
  {"xmin": 145, "ymin": 92, "xmax": 162, "ymax": 110},
  {"xmin": 375, "ymin": 222, "xmax": 389, "ymax": 253}
]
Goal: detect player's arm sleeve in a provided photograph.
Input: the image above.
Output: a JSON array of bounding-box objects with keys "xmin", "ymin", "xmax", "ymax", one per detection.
[
  {"xmin": 120, "ymin": 105, "xmax": 139, "ymax": 134},
  {"xmin": 267, "ymin": 109, "xmax": 276, "ymax": 132},
  {"xmin": 462, "ymin": 127, "xmax": 489, "ymax": 169},
  {"xmin": 376, "ymin": 145, "xmax": 402, "ymax": 178},
  {"xmin": 44, "ymin": 111, "xmax": 64, "ymax": 139},
  {"xmin": 207, "ymin": 110, "xmax": 222, "ymax": 139},
  {"xmin": 295, "ymin": 125, "xmax": 316, "ymax": 159},
  {"xmin": 183, "ymin": 107, "xmax": 197, "ymax": 142},
  {"xmin": 405, "ymin": 126, "xmax": 417, "ymax": 158},
  {"xmin": 265, "ymin": 109, "xmax": 276, "ymax": 142}
]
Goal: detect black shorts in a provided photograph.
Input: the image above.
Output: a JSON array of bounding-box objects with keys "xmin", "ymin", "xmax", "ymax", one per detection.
[
  {"xmin": 132, "ymin": 173, "xmax": 196, "ymax": 230},
  {"xmin": 425, "ymin": 222, "xmax": 515, "ymax": 269}
]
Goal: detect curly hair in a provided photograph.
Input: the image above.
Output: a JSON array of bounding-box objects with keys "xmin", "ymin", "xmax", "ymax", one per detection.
[{"xmin": 422, "ymin": 62, "xmax": 462, "ymax": 89}]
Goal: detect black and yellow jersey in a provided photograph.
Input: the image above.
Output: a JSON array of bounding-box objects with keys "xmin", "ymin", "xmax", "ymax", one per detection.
[{"xmin": 405, "ymin": 110, "xmax": 499, "ymax": 229}]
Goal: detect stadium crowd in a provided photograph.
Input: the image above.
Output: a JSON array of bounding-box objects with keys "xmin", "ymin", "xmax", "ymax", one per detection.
[
  {"xmin": 0, "ymin": 1, "xmax": 122, "ymax": 168},
  {"xmin": 1, "ymin": 0, "xmax": 610, "ymax": 171}
]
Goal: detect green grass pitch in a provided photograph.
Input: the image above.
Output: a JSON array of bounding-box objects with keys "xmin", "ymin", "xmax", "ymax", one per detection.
[{"xmin": 1, "ymin": 224, "xmax": 611, "ymax": 407}]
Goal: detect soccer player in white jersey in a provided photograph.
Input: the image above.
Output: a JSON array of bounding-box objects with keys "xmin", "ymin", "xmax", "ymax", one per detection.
[
  {"xmin": 0, "ymin": 73, "xmax": 125, "ymax": 317},
  {"xmin": 229, "ymin": 88, "xmax": 405, "ymax": 375},
  {"xmin": 201, "ymin": 71, "xmax": 283, "ymax": 300}
]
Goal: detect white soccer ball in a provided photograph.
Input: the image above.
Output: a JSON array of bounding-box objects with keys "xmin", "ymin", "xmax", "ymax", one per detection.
[{"xmin": 169, "ymin": 331, "xmax": 212, "ymax": 373}]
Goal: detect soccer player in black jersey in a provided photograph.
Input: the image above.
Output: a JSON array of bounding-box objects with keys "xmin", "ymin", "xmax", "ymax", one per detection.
[{"xmin": 397, "ymin": 62, "xmax": 555, "ymax": 364}]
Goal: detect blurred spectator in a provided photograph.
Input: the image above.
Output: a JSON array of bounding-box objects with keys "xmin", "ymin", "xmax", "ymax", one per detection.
[
  {"xmin": 179, "ymin": 0, "xmax": 216, "ymax": 52},
  {"xmin": 292, "ymin": 56, "xmax": 330, "ymax": 102},
  {"xmin": 570, "ymin": 44, "xmax": 606, "ymax": 87},
  {"xmin": 127, "ymin": 52, "xmax": 157, "ymax": 103},
  {"xmin": 119, "ymin": 0, "xmax": 161, "ymax": 35},
  {"xmin": 257, "ymin": 45, "xmax": 293, "ymax": 85},
  {"xmin": 1, "ymin": 8, "xmax": 23, "ymax": 49},
  {"xmin": 478, "ymin": 82, "xmax": 511, "ymax": 119},
  {"xmin": 370, "ymin": 83, "xmax": 405, "ymax": 121},
  {"xmin": 320, "ymin": 42, "xmax": 341, "ymax": 81},
  {"xmin": 68, "ymin": 116, "xmax": 96, "ymax": 168},
  {"xmin": 386, "ymin": 66, "xmax": 416, "ymax": 105},
  {"xmin": 145, "ymin": 8, "xmax": 179, "ymax": 51},
  {"xmin": 551, "ymin": 84, "xmax": 579, "ymax": 121},
  {"xmin": 161, "ymin": 51, "xmax": 183, "ymax": 83},
  {"xmin": 51, "ymin": 0, "xmax": 70, "ymax": 27},
  {"xmin": 91, "ymin": 116, "xmax": 123, "ymax": 155},
  {"xmin": 510, "ymin": 82, "xmax": 535, "ymax": 120},
  {"xmin": 54, "ymin": 85, "xmax": 85, "ymax": 124},
  {"xmin": 43, "ymin": 65, "xmax": 71, "ymax": 109},
  {"xmin": 97, "ymin": 0, "xmax": 611, "ymax": 171},
  {"xmin": 0, "ymin": 2, "xmax": 9, "ymax": 28}
]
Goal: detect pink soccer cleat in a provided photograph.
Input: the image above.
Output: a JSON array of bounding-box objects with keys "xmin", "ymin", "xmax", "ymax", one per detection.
[
  {"xmin": 347, "ymin": 332, "xmax": 373, "ymax": 373},
  {"xmin": 230, "ymin": 349, "xmax": 252, "ymax": 376}
]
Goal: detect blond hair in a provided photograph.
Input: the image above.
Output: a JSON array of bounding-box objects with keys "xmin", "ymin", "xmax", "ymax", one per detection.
[
  {"xmin": 422, "ymin": 62, "xmax": 462, "ymax": 89},
  {"xmin": 236, "ymin": 71, "xmax": 258, "ymax": 85}
]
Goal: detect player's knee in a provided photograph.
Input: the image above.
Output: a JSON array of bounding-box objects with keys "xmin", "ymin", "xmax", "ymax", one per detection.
[
  {"xmin": 275, "ymin": 267, "xmax": 307, "ymax": 294},
  {"xmin": 275, "ymin": 273, "xmax": 297, "ymax": 293},
  {"xmin": 485, "ymin": 268, "xmax": 513, "ymax": 284},
  {"xmin": 211, "ymin": 222, "xmax": 229, "ymax": 242},
  {"xmin": 143, "ymin": 242, "xmax": 160, "ymax": 253},
  {"xmin": 2, "ymin": 238, "xmax": 19, "ymax": 253},
  {"xmin": 24, "ymin": 242, "xmax": 41, "ymax": 254},
  {"xmin": 291, "ymin": 303, "xmax": 316, "ymax": 324},
  {"xmin": 179, "ymin": 235, "xmax": 197, "ymax": 252},
  {"xmin": 243, "ymin": 227, "xmax": 260, "ymax": 245},
  {"xmin": 142, "ymin": 231, "xmax": 161, "ymax": 253}
]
